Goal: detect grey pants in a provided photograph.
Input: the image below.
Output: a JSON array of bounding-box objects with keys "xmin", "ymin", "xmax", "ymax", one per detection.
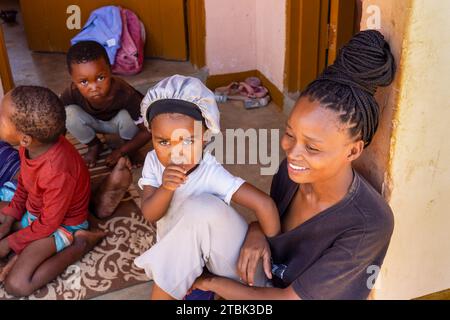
[
  {"xmin": 65, "ymin": 104, "xmax": 139, "ymax": 144},
  {"xmin": 134, "ymin": 193, "xmax": 267, "ymax": 300}
]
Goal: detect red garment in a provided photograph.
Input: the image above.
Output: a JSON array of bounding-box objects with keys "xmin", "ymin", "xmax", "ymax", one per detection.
[{"xmin": 3, "ymin": 136, "xmax": 91, "ymax": 254}]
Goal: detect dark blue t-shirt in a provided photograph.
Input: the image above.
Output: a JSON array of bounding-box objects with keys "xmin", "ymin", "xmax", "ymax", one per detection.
[
  {"xmin": 268, "ymin": 159, "xmax": 394, "ymax": 299},
  {"xmin": 0, "ymin": 141, "xmax": 20, "ymax": 187}
]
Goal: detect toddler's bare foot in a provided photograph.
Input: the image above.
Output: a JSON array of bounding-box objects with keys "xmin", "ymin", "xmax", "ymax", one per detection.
[
  {"xmin": 93, "ymin": 157, "xmax": 132, "ymax": 219},
  {"xmin": 84, "ymin": 143, "xmax": 103, "ymax": 168}
]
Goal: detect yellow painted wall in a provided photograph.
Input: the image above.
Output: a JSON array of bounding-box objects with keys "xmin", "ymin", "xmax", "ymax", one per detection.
[
  {"xmin": 354, "ymin": 0, "xmax": 412, "ymax": 195},
  {"xmin": 364, "ymin": 0, "xmax": 450, "ymax": 299}
]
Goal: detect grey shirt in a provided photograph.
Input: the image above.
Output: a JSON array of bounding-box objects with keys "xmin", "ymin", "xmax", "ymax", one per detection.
[{"xmin": 268, "ymin": 159, "xmax": 394, "ymax": 299}]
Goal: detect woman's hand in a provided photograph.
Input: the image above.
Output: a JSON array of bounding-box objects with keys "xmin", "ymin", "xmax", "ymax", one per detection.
[{"xmin": 237, "ymin": 222, "xmax": 273, "ymax": 286}]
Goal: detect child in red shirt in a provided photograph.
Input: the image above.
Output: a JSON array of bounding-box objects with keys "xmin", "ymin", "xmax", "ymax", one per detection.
[
  {"xmin": 3, "ymin": 135, "xmax": 90, "ymax": 253},
  {"xmin": 0, "ymin": 86, "xmax": 105, "ymax": 297}
]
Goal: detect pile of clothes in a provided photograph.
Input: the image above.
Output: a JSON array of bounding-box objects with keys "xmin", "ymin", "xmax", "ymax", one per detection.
[{"xmin": 71, "ymin": 5, "xmax": 146, "ymax": 75}]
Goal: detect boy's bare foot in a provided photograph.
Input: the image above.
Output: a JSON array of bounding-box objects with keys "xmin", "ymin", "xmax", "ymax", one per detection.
[
  {"xmin": 128, "ymin": 150, "xmax": 145, "ymax": 169},
  {"xmin": 85, "ymin": 143, "xmax": 103, "ymax": 168},
  {"xmin": 131, "ymin": 159, "xmax": 143, "ymax": 169},
  {"xmin": 93, "ymin": 157, "xmax": 132, "ymax": 219},
  {"xmin": 0, "ymin": 254, "xmax": 18, "ymax": 283},
  {"xmin": 74, "ymin": 228, "xmax": 106, "ymax": 252}
]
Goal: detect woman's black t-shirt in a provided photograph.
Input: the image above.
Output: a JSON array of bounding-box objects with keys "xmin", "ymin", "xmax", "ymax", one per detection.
[{"xmin": 268, "ymin": 159, "xmax": 394, "ymax": 300}]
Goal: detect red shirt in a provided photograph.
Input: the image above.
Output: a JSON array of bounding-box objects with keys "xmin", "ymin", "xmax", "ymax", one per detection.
[{"xmin": 3, "ymin": 136, "xmax": 91, "ymax": 254}]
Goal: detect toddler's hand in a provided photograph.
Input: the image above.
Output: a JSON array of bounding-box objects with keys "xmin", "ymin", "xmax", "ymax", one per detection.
[{"xmin": 162, "ymin": 164, "xmax": 187, "ymax": 191}]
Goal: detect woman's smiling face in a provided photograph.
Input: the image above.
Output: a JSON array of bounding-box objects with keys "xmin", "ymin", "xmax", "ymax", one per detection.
[{"xmin": 281, "ymin": 96, "xmax": 364, "ymax": 184}]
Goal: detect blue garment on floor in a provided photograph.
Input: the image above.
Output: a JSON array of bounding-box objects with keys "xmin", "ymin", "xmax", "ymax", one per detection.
[
  {"xmin": 184, "ymin": 289, "xmax": 215, "ymax": 300},
  {"xmin": 0, "ymin": 141, "xmax": 19, "ymax": 189},
  {"xmin": 71, "ymin": 5, "xmax": 122, "ymax": 64}
]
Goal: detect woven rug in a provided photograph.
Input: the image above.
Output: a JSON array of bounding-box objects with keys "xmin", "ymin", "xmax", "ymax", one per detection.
[{"xmin": 0, "ymin": 135, "xmax": 155, "ymax": 300}]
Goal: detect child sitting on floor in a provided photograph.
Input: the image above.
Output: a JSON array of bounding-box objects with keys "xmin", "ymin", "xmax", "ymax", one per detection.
[
  {"xmin": 0, "ymin": 86, "xmax": 106, "ymax": 297},
  {"xmin": 134, "ymin": 75, "xmax": 280, "ymax": 300},
  {"xmin": 61, "ymin": 40, "xmax": 151, "ymax": 168}
]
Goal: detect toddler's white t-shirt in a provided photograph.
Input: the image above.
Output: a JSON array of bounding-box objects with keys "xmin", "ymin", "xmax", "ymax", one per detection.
[{"xmin": 138, "ymin": 150, "xmax": 245, "ymax": 240}]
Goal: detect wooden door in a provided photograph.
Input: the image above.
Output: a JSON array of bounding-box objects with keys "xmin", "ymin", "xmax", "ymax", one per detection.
[
  {"xmin": 19, "ymin": 0, "xmax": 188, "ymax": 61},
  {"xmin": 285, "ymin": 0, "xmax": 329, "ymax": 94},
  {"xmin": 327, "ymin": 0, "xmax": 357, "ymax": 65},
  {"xmin": 0, "ymin": 24, "xmax": 14, "ymax": 93},
  {"xmin": 285, "ymin": 0, "xmax": 356, "ymax": 94},
  {"xmin": 186, "ymin": 0, "xmax": 206, "ymax": 68}
]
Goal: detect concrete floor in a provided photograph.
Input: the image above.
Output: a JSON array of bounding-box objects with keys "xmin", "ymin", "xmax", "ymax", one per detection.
[{"xmin": 1, "ymin": 0, "xmax": 288, "ymax": 300}]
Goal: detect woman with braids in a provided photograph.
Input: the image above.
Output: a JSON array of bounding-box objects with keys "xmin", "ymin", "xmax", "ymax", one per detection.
[{"xmin": 189, "ymin": 30, "xmax": 396, "ymax": 299}]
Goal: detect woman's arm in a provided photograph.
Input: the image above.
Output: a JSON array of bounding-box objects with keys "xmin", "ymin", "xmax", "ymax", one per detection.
[
  {"xmin": 192, "ymin": 273, "xmax": 300, "ymax": 300},
  {"xmin": 232, "ymin": 183, "xmax": 280, "ymax": 237}
]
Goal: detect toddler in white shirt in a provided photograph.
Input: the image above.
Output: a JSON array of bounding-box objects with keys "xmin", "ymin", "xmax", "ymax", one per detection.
[{"xmin": 134, "ymin": 75, "xmax": 279, "ymax": 300}]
